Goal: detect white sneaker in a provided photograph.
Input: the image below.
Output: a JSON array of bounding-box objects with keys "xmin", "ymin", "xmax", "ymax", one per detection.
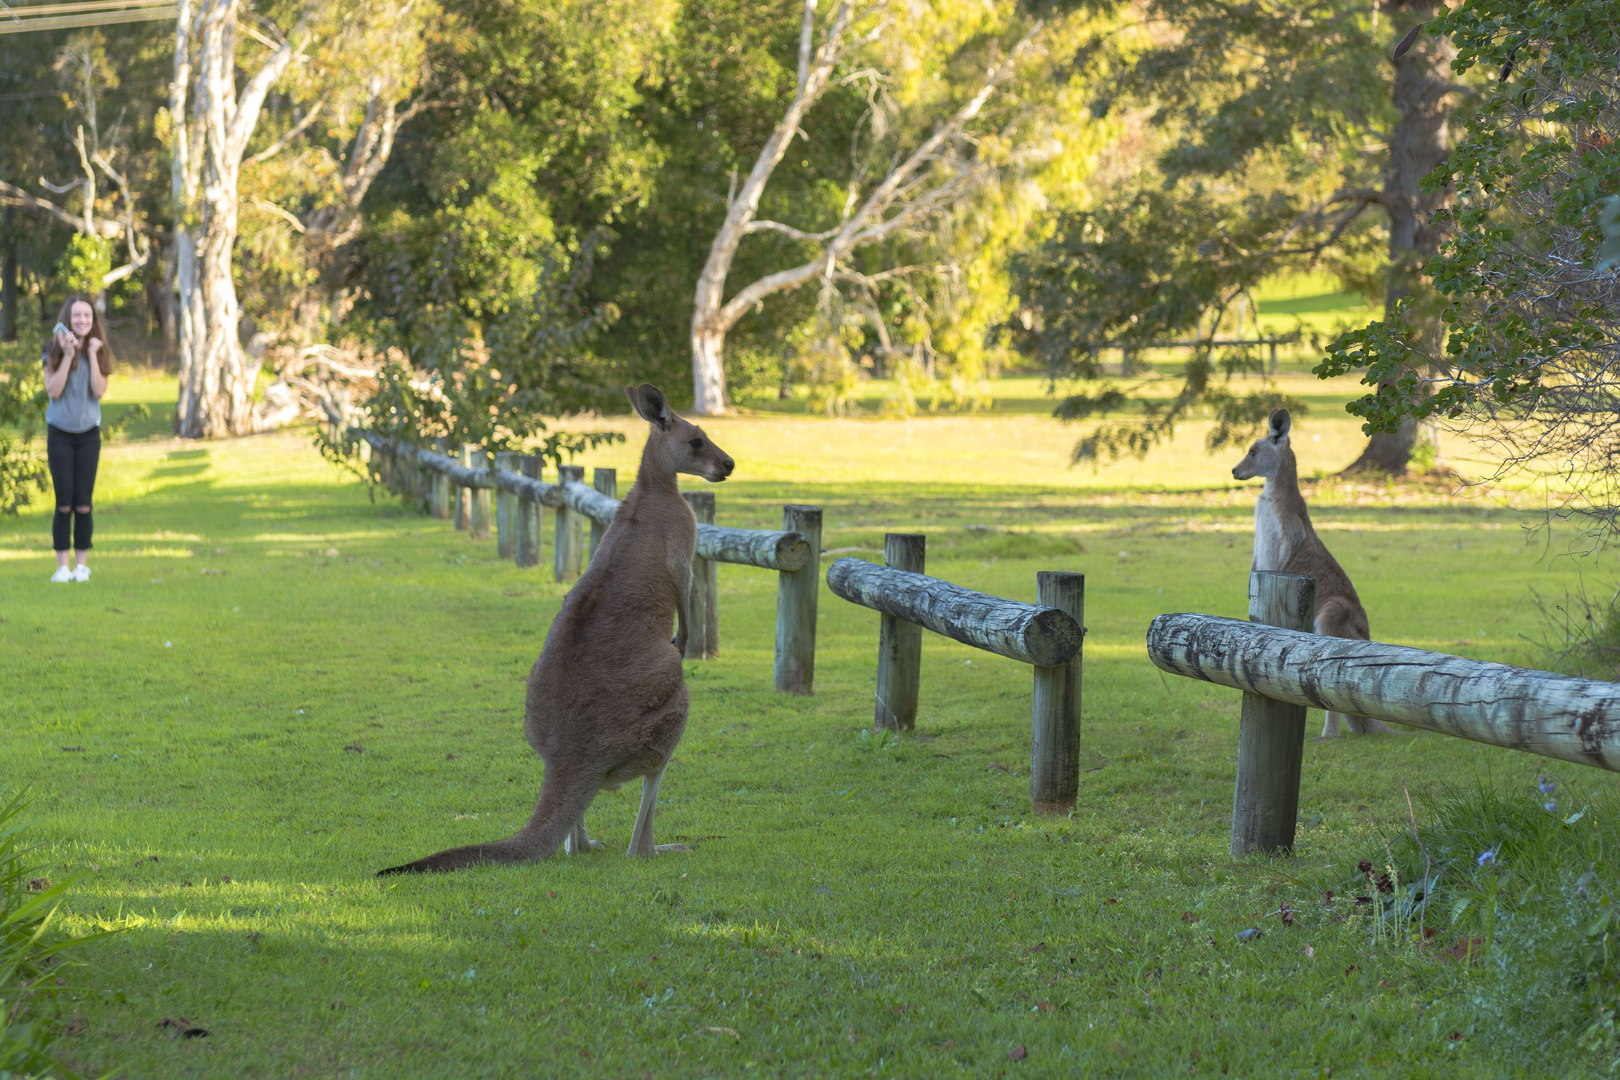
[
  {"xmin": 71, "ymin": 565, "xmax": 91, "ymax": 583},
  {"xmin": 50, "ymin": 566, "xmax": 72, "ymax": 583}
]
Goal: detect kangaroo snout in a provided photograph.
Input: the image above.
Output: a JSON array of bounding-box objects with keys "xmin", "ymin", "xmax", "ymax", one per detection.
[{"xmin": 708, "ymin": 455, "xmax": 736, "ymax": 482}]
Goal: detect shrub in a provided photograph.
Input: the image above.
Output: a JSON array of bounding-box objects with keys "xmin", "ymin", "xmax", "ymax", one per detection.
[{"xmin": 0, "ymin": 789, "xmax": 114, "ymax": 1079}]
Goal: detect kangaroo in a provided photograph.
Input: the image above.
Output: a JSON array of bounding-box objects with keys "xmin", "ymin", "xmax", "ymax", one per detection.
[
  {"xmin": 1231, "ymin": 409, "xmax": 1389, "ymax": 737},
  {"xmin": 379, "ymin": 384, "xmax": 736, "ymax": 874}
]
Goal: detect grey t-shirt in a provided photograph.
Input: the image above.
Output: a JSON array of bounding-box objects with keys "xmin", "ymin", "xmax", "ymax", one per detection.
[{"xmin": 42, "ymin": 348, "xmax": 102, "ymax": 433}]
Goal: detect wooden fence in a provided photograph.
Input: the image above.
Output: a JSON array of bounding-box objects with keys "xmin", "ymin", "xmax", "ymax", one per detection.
[
  {"xmin": 1148, "ymin": 569, "xmax": 1620, "ymax": 857},
  {"xmin": 358, "ymin": 432, "xmax": 823, "ymax": 694},
  {"xmin": 826, "ymin": 534, "xmax": 1086, "ymax": 815}
]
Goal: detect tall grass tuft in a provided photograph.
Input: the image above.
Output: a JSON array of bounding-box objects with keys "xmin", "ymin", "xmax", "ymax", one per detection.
[
  {"xmin": 1355, "ymin": 778, "xmax": 1620, "ymax": 1069},
  {"xmin": 0, "ymin": 789, "xmax": 114, "ymax": 1079},
  {"xmin": 1528, "ymin": 582, "xmax": 1620, "ymax": 681}
]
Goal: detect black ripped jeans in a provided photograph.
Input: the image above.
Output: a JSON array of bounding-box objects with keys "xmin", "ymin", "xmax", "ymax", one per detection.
[{"xmin": 46, "ymin": 424, "xmax": 100, "ymax": 552}]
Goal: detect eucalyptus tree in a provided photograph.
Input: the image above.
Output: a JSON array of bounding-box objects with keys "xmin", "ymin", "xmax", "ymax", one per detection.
[
  {"xmin": 1014, "ymin": 0, "xmax": 1473, "ymax": 472},
  {"xmin": 685, "ymin": 0, "xmax": 1045, "ymax": 414},
  {"xmin": 1320, "ymin": 1, "xmax": 1620, "ymax": 542},
  {"xmin": 169, "ymin": 0, "xmax": 433, "ymax": 438}
]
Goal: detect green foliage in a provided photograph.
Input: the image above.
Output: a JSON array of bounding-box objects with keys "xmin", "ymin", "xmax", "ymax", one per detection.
[
  {"xmin": 1012, "ymin": 0, "xmax": 1397, "ymax": 463},
  {"xmin": 0, "ymin": 321, "xmax": 49, "ymax": 516},
  {"xmin": 0, "ymin": 790, "xmax": 114, "ymax": 1079},
  {"xmin": 1317, "ymin": 0, "xmax": 1620, "ymax": 533},
  {"xmin": 332, "ymin": 240, "xmax": 626, "ymax": 480},
  {"xmin": 53, "ymin": 234, "xmax": 111, "ymax": 296}
]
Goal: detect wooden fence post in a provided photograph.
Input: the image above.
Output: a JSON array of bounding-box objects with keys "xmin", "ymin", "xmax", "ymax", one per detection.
[
  {"xmin": 874, "ymin": 534, "xmax": 926, "ymax": 731},
  {"xmin": 516, "ymin": 455, "xmax": 544, "ymax": 569},
  {"xmin": 495, "ymin": 451, "xmax": 518, "ymax": 559},
  {"xmin": 455, "ymin": 445, "xmax": 473, "ymax": 530},
  {"xmin": 467, "ymin": 446, "xmax": 491, "ymax": 541},
  {"xmin": 682, "ymin": 491, "xmax": 718, "ymax": 660},
  {"xmin": 431, "ymin": 438, "xmax": 452, "ymax": 520},
  {"xmin": 591, "ymin": 468, "xmax": 617, "ymax": 561},
  {"xmin": 1231, "ymin": 570, "xmax": 1315, "ymax": 857},
  {"xmin": 555, "ymin": 464, "xmax": 584, "ymax": 582},
  {"xmin": 775, "ymin": 505, "xmax": 822, "ymax": 694},
  {"xmin": 1031, "ymin": 571, "xmax": 1084, "ymax": 815}
]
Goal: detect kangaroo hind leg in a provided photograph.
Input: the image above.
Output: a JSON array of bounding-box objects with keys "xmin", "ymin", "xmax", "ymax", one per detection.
[
  {"xmin": 565, "ymin": 817, "xmax": 604, "ymax": 854},
  {"xmin": 627, "ymin": 766, "xmax": 693, "ymax": 857}
]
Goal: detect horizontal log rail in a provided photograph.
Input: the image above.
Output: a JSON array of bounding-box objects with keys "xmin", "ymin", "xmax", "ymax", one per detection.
[
  {"xmin": 1148, "ymin": 610, "xmax": 1620, "ymax": 772},
  {"xmin": 352, "ymin": 429, "xmax": 821, "ymax": 693},
  {"xmin": 1151, "ymin": 570, "xmax": 1620, "ymax": 860},
  {"xmin": 827, "ymin": 542, "xmax": 1085, "ymax": 815},
  {"xmin": 826, "ymin": 558, "xmax": 1083, "ymax": 666},
  {"xmin": 356, "ymin": 432, "xmax": 808, "ymax": 572}
]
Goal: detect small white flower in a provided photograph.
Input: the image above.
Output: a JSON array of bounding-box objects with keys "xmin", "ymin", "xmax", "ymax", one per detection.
[{"xmin": 164, "ymin": 641, "xmax": 172, "ymax": 648}]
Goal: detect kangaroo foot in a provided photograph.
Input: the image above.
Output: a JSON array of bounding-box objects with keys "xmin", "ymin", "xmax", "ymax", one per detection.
[{"xmin": 564, "ymin": 824, "xmax": 605, "ymax": 855}]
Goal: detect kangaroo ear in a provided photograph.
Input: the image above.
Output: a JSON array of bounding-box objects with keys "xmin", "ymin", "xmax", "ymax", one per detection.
[
  {"xmin": 1268, "ymin": 409, "xmax": 1291, "ymax": 443},
  {"xmin": 629, "ymin": 383, "xmax": 673, "ymax": 431}
]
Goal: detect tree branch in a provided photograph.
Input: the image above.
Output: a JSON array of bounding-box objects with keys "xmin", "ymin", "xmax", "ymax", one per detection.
[
  {"xmin": 251, "ymin": 196, "xmax": 307, "ymax": 233},
  {"xmin": 226, "ymin": 16, "xmax": 305, "ymax": 163},
  {"xmin": 743, "ymin": 219, "xmax": 842, "ymax": 242},
  {"xmin": 245, "ymin": 97, "xmax": 324, "ymax": 166},
  {"xmin": 0, "ymin": 179, "xmax": 119, "ymax": 238},
  {"xmin": 796, "ymin": 0, "xmax": 816, "ymax": 92}
]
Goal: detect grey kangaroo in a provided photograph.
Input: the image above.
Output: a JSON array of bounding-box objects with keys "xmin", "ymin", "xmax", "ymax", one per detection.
[
  {"xmin": 379, "ymin": 384, "xmax": 736, "ymax": 874},
  {"xmin": 1231, "ymin": 409, "xmax": 1390, "ymax": 737}
]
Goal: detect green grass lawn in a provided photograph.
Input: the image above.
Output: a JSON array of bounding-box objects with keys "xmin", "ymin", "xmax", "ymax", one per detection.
[{"xmin": 4, "ymin": 371, "xmax": 1617, "ymax": 1077}]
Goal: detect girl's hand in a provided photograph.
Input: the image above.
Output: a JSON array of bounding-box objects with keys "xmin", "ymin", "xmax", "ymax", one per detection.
[
  {"xmin": 85, "ymin": 337, "xmax": 101, "ymax": 359},
  {"xmin": 57, "ymin": 329, "xmax": 78, "ymax": 355}
]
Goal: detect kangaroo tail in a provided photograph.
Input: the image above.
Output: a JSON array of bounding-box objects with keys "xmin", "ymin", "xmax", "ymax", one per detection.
[{"xmin": 377, "ymin": 772, "xmax": 596, "ymax": 876}]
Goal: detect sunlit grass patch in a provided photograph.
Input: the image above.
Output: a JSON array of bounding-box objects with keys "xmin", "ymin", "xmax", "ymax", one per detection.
[{"xmin": 1, "ymin": 379, "xmax": 1617, "ymax": 1076}]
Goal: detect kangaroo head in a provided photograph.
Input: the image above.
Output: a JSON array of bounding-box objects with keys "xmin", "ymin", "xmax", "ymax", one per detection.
[
  {"xmin": 626, "ymin": 383, "xmax": 736, "ymax": 483},
  {"xmin": 1232, "ymin": 408, "xmax": 1292, "ymax": 481}
]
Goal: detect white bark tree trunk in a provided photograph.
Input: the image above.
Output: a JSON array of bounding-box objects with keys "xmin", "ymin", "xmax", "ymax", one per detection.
[
  {"xmin": 687, "ymin": 0, "xmax": 1034, "ymax": 415},
  {"xmin": 171, "ymin": 0, "xmax": 298, "ymax": 438}
]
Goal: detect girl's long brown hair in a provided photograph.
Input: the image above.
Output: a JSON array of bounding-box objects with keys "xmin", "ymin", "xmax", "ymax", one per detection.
[{"xmin": 44, "ymin": 295, "xmax": 113, "ymax": 376}]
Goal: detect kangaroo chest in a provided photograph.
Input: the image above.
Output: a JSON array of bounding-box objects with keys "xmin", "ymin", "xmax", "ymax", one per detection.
[{"xmin": 1252, "ymin": 487, "xmax": 1292, "ymax": 572}]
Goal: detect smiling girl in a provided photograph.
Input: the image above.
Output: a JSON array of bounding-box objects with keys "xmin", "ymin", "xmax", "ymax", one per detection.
[{"xmin": 42, "ymin": 294, "xmax": 111, "ymax": 583}]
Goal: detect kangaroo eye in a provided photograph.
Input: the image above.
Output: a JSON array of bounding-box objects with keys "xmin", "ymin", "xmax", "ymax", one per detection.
[{"xmin": 689, "ymin": 438, "xmax": 703, "ymax": 449}]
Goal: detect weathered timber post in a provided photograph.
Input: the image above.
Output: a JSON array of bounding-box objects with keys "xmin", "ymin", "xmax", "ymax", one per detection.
[
  {"xmin": 681, "ymin": 491, "xmax": 719, "ymax": 660},
  {"xmin": 591, "ymin": 468, "xmax": 617, "ymax": 562},
  {"xmin": 516, "ymin": 455, "xmax": 544, "ymax": 569},
  {"xmin": 495, "ymin": 451, "xmax": 518, "ymax": 559},
  {"xmin": 431, "ymin": 438, "xmax": 452, "ymax": 520},
  {"xmin": 468, "ymin": 447, "xmax": 492, "ymax": 541},
  {"xmin": 455, "ymin": 445, "xmax": 474, "ymax": 530},
  {"xmin": 1031, "ymin": 571, "xmax": 1084, "ymax": 815},
  {"xmin": 555, "ymin": 464, "xmax": 585, "ymax": 582},
  {"xmin": 775, "ymin": 505, "xmax": 822, "ymax": 694},
  {"xmin": 1231, "ymin": 570, "xmax": 1315, "ymax": 857},
  {"xmin": 874, "ymin": 534, "xmax": 926, "ymax": 731}
]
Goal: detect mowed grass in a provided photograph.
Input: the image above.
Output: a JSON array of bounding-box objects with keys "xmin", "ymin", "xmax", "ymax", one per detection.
[{"xmin": 3, "ymin": 371, "xmax": 1618, "ymax": 1078}]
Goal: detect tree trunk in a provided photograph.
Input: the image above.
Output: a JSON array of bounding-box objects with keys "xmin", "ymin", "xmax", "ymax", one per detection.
[
  {"xmin": 1343, "ymin": 3, "xmax": 1454, "ymax": 476},
  {"xmin": 1, "ymin": 206, "xmax": 16, "ymax": 343},
  {"xmin": 690, "ymin": 326, "xmax": 729, "ymax": 417},
  {"xmin": 171, "ymin": 0, "xmax": 296, "ymax": 438}
]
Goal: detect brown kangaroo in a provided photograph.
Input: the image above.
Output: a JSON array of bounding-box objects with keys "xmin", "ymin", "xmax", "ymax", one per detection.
[
  {"xmin": 379, "ymin": 384, "xmax": 736, "ymax": 873},
  {"xmin": 1231, "ymin": 409, "xmax": 1390, "ymax": 737}
]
